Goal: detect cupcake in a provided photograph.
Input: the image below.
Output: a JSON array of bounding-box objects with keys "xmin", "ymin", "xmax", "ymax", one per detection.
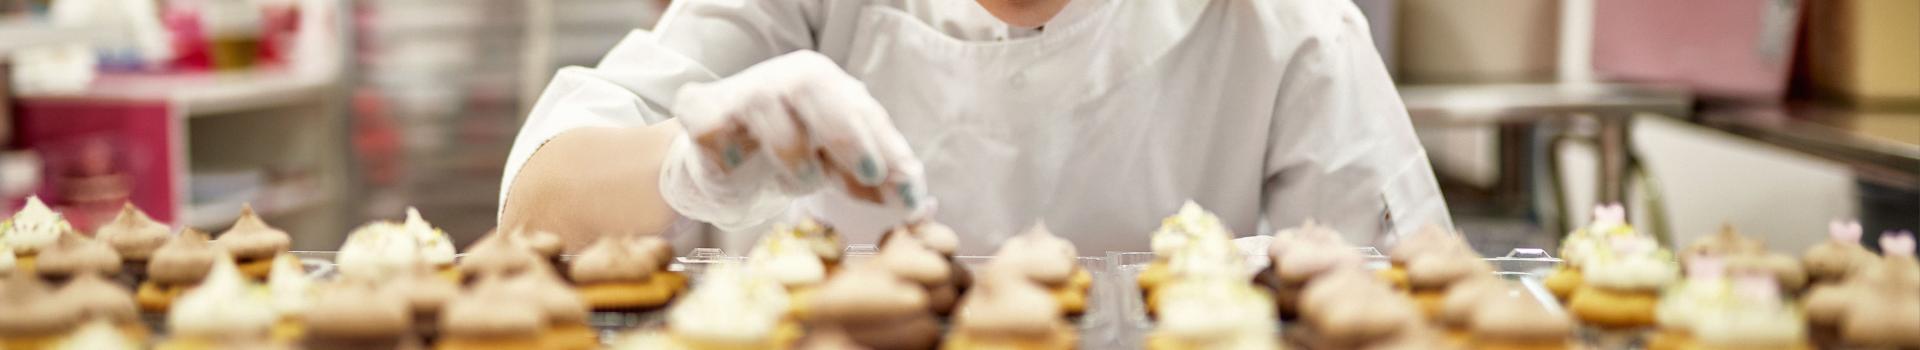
[
  {"xmin": 1145, "ymin": 237, "xmax": 1246, "ymax": 317},
  {"xmin": 301, "ymin": 279, "xmax": 414, "ymax": 350},
  {"xmin": 502, "ymin": 269, "xmax": 597, "ymax": 350},
  {"xmin": 568, "ymin": 235, "xmax": 685, "ymax": 311},
  {"xmin": 1680, "ymin": 225, "xmax": 1806, "ymax": 291},
  {"xmin": 4, "ymin": 197, "xmax": 74, "ymax": 274},
  {"xmin": 1468, "ymin": 292, "xmax": 1576, "ymax": 350},
  {"xmin": 1404, "ymin": 245, "xmax": 1492, "ymax": 318},
  {"xmin": 1298, "ymin": 269, "xmax": 1423, "ymax": 349},
  {"xmin": 33, "ymin": 233, "xmax": 122, "ymax": 284},
  {"xmin": 401, "ymin": 208, "xmax": 460, "ymax": 282},
  {"xmin": 266, "ymin": 254, "xmax": 312, "ymax": 343},
  {"xmin": 875, "ymin": 234, "xmax": 961, "ymax": 315},
  {"xmin": 747, "ymin": 225, "xmax": 829, "ymax": 300},
  {"xmin": 508, "ymin": 228, "xmax": 566, "ymax": 265},
  {"xmin": 1545, "ymin": 204, "xmax": 1636, "ymax": 301},
  {"xmin": 881, "ymin": 220, "xmax": 971, "ymax": 292},
  {"xmin": 1382, "ymin": 225, "xmax": 1469, "ymax": 291},
  {"xmin": 55, "ymin": 320, "xmax": 139, "ymax": 350},
  {"xmin": 1143, "ymin": 278, "xmax": 1278, "ymax": 350},
  {"xmin": 945, "ymin": 267, "xmax": 1078, "ymax": 350},
  {"xmin": 435, "ymin": 280, "xmax": 547, "ymax": 350},
  {"xmin": 993, "ymin": 224, "xmax": 1092, "ymax": 316},
  {"xmin": 792, "ymin": 217, "xmax": 847, "ymax": 272},
  {"xmin": 1260, "ymin": 221, "xmax": 1363, "ymax": 318},
  {"xmin": 92, "ymin": 203, "xmax": 169, "ymax": 279},
  {"xmin": 336, "ymin": 220, "xmax": 421, "ymax": 282},
  {"xmin": 0, "ymin": 272, "xmax": 85, "ymax": 350},
  {"xmin": 663, "ymin": 264, "xmax": 802, "ymax": 349},
  {"xmin": 457, "ymin": 231, "xmax": 548, "ymax": 282},
  {"xmin": 159, "ymin": 258, "xmax": 278, "ymax": 350},
  {"xmin": 54, "ymin": 272, "xmax": 146, "ymax": 343},
  {"xmin": 399, "ymin": 262, "xmax": 458, "ymax": 341},
  {"xmin": 1802, "ymin": 220, "xmax": 1877, "ymax": 285},
  {"xmin": 214, "ymin": 205, "xmax": 292, "ymax": 280},
  {"xmin": 1437, "ymin": 277, "xmax": 1521, "ymax": 346},
  {"xmin": 1801, "ymin": 234, "xmax": 1919, "ymax": 348},
  {"xmin": 1567, "ymin": 233, "xmax": 1677, "ymax": 329},
  {"xmin": 137, "ymin": 228, "xmax": 220, "ymax": 312},
  {"xmin": 800, "ymin": 266, "xmax": 942, "ymax": 350},
  {"xmin": 1139, "ymin": 202, "xmax": 1233, "ymax": 296}
]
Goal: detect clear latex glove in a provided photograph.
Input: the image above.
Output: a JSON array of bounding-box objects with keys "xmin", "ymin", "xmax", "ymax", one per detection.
[{"xmin": 660, "ymin": 51, "xmax": 928, "ymax": 231}]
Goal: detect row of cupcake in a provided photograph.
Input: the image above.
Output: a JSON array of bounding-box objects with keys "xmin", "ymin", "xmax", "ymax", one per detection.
[
  {"xmin": 1133, "ymin": 202, "xmax": 1586, "ymax": 350},
  {"xmin": 1540, "ymin": 203, "xmax": 1920, "ymax": 349},
  {"xmin": 609, "ymin": 217, "xmax": 1091, "ymax": 350}
]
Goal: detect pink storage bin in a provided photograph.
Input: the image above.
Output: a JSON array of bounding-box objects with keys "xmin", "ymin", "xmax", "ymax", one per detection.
[{"xmin": 1592, "ymin": 0, "xmax": 1803, "ymax": 101}]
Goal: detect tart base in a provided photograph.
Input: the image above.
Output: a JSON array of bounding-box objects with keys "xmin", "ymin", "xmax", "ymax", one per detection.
[
  {"xmin": 542, "ymin": 323, "xmax": 599, "ymax": 350},
  {"xmin": 942, "ymin": 328, "xmax": 1077, "ymax": 350},
  {"xmin": 1, "ymin": 333, "xmax": 64, "ymax": 350},
  {"xmin": 576, "ymin": 272, "xmax": 686, "ymax": 310},
  {"xmin": 1567, "ymin": 286, "xmax": 1658, "ymax": 329},
  {"xmin": 1543, "ymin": 267, "xmax": 1582, "ymax": 302},
  {"xmin": 237, "ymin": 256, "xmax": 276, "ymax": 280},
  {"xmin": 135, "ymin": 281, "xmax": 190, "ymax": 312}
]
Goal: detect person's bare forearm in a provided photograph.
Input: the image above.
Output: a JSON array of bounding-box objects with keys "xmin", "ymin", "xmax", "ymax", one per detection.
[{"xmin": 499, "ymin": 120, "xmax": 683, "ymax": 252}]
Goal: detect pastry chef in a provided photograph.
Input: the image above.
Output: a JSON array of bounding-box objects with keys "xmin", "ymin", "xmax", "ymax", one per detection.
[{"xmin": 499, "ymin": 0, "xmax": 1451, "ymax": 254}]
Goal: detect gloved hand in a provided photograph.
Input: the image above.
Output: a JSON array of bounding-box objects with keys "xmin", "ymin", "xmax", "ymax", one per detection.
[{"xmin": 660, "ymin": 51, "xmax": 928, "ymax": 231}]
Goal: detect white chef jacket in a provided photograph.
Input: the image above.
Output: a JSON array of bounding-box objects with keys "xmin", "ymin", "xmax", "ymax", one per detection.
[{"xmin": 502, "ymin": 0, "xmax": 1453, "ymax": 255}]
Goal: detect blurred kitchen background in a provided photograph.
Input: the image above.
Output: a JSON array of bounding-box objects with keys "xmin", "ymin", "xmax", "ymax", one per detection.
[{"xmin": 0, "ymin": 0, "xmax": 1913, "ymax": 254}]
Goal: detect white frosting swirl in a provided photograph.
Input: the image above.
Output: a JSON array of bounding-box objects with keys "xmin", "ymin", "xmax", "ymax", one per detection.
[
  {"xmin": 1655, "ymin": 280, "xmax": 1730, "ymax": 330},
  {"xmin": 747, "ymin": 231, "xmax": 825, "ymax": 287},
  {"xmin": 0, "ymin": 243, "xmax": 13, "ymax": 275},
  {"xmin": 403, "ymin": 208, "xmax": 457, "ymax": 266},
  {"xmin": 1155, "ymin": 279, "xmax": 1277, "ymax": 347},
  {"xmin": 667, "ymin": 265, "xmax": 788, "ymax": 346},
  {"xmin": 1583, "ymin": 254, "xmax": 1678, "ymax": 291},
  {"xmin": 58, "ymin": 320, "xmax": 137, "ymax": 350},
  {"xmin": 267, "ymin": 254, "xmax": 311, "ymax": 317},
  {"xmin": 169, "ymin": 259, "xmax": 277, "ymax": 339},
  {"xmin": 1152, "ymin": 201, "xmax": 1231, "ymax": 258},
  {"xmin": 5, "ymin": 197, "xmax": 68, "ymax": 253},
  {"xmin": 1692, "ymin": 308, "xmax": 1806, "ymax": 347},
  {"xmin": 336, "ymin": 222, "xmax": 421, "ymax": 281}
]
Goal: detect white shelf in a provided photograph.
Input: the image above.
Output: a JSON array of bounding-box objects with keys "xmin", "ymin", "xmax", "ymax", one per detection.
[
  {"xmin": 0, "ymin": 19, "xmax": 97, "ymax": 56},
  {"xmin": 15, "ymin": 70, "xmax": 335, "ymax": 116}
]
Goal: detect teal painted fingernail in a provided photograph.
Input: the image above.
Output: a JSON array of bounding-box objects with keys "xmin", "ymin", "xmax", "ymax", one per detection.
[
  {"xmin": 858, "ymin": 157, "xmax": 880, "ymax": 182},
  {"xmin": 723, "ymin": 144, "xmax": 744, "ymax": 167},
  {"xmin": 898, "ymin": 183, "xmax": 917, "ymax": 208},
  {"xmin": 800, "ymin": 163, "xmax": 821, "ymax": 181}
]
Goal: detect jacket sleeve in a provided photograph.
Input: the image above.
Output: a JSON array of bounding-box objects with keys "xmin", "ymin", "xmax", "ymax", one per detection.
[
  {"xmin": 1261, "ymin": 0, "xmax": 1452, "ymax": 246},
  {"xmin": 500, "ymin": 0, "xmax": 821, "ymax": 215}
]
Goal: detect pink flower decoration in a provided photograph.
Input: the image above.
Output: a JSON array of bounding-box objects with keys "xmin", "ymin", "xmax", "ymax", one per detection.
[
  {"xmin": 1829, "ymin": 220, "xmax": 1863, "ymax": 245},
  {"xmin": 1881, "ymin": 232, "xmax": 1915, "ymax": 257},
  {"xmin": 1686, "ymin": 254, "xmax": 1726, "ymax": 282}
]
